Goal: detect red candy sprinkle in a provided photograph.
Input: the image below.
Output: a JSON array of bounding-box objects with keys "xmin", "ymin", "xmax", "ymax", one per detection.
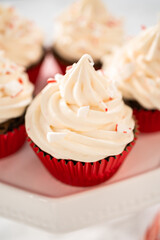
[
  {"xmin": 123, "ymin": 131, "xmax": 127, "ymax": 133},
  {"xmin": 115, "ymin": 124, "xmax": 118, "ymax": 132},
  {"xmin": 18, "ymin": 78, "xmax": 23, "ymax": 84},
  {"xmin": 109, "ymin": 97, "xmax": 113, "ymax": 101},
  {"xmin": 141, "ymin": 25, "xmax": 146, "ymax": 30},
  {"xmin": 105, "ymin": 108, "xmax": 108, "ymax": 112},
  {"xmin": 47, "ymin": 78, "xmax": 56, "ymax": 84}
]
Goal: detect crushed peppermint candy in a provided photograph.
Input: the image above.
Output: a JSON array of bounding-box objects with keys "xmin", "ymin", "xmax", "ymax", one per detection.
[
  {"xmin": 47, "ymin": 132, "xmax": 67, "ymax": 143},
  {"xmin": 109, "ymin": 97, "xmax": 113, "ymax": 101},
  {"xmin": 18, "ymin": 78, "xmax": 23, "ymax": 84},
  {"xmin": 4, "ymin": 80, "xmax": 23, "ymax": 97},
  {"xmin": 47, "ymin": 78, "xmax": 57, "ymax": 84},
  {"xmin": 54, "ymin": 73, "xmax": 63, "ymax": 81},
  {"xmin": 116, "ymin": 123, "xmax": 132, "ymax": 133},
  {"xmin": 99, "ymin": 100, "xmax": 107, "ymax": 111},
  {"xmin": 66, "ymin": 65, "xmax": 72, "ymax": 72}
]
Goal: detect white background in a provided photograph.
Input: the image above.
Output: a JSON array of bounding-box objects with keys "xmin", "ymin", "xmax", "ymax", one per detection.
[{"xmin": 0, "ymin": 0, "xmax": 160, "ymax": 239}]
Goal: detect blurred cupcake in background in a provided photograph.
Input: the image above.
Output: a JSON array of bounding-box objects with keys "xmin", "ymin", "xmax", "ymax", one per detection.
[
  {"xmin": 0, "ymin": 52, "xmax": 34, "ymax": 159},
  {"xmin": 26, "ymin": 54, "xmax": 137, "ymax": 187},
  {"xmin": 103, "ymin": 23, "xmax": 160, "ymax": 133},
  {"xmin": 53, "ymin": 0, "xmax": 124, "ymax": 73},
  {"xmin": 0, "ymin": 5, "xmax": 44, "ymax": 84}
]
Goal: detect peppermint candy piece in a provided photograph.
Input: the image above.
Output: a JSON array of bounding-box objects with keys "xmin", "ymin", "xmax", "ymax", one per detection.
[
  {"xmin": 4, "ymin": 80, "xmax": 23, "ymax": 97},
  {"xmin": 47, "ymin": 132, "xmax": 67, "ymax": 143}
]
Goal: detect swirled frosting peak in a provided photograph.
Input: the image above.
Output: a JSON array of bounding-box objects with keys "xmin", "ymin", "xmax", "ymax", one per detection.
[
  {"xmin": 0, "ymin": 51, "xmax": 34, "ymax": 124},
  {"xmin": 0, "ymin": 5, "xmax": 43, "ymax": 68},
  {"xmin": 53, "ymin": 0, "xmax": 124, "ymax": 62},
  {"xmin": 104, "ymin": 23, "xmax": 160, "ymax": 110},
  {"xmin": 26, "ymin": 54, "xmax": 134, "ymax": 162}
]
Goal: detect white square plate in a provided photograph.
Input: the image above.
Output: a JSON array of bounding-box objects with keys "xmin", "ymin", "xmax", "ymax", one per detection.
[{"xmin": 0, "ymin": 55, "xmax": 160, "ymax": 233}]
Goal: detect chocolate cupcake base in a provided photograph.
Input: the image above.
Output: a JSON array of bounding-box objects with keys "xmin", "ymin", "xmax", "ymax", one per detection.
[
  {"xmin": 52, "ymin": 48, "xmax": 102, "ymax": 74},
  {"xmin": 0, "ymin": 114, "xmax": 25, "ymax": 134}
]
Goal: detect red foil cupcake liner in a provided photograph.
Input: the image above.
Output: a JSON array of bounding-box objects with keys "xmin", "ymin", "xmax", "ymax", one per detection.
[
  {"xmin": 28, "ymin": 132, "xmax": 137, "ymax": 187},
  {"xmin": 0, "ymin": 125, "xmax": 26, "ymax": 159},
  {"xmin": 133, "ymin": 109, "xmax": 160, "ymax": 133},
  {"xmin": 27, "ymin": 60, "xmax": 43, "ymax": 84}
]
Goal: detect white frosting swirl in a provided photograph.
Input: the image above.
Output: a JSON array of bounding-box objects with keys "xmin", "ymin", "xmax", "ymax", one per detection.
[
  {"xmin": 104, "ymin": 23, "xmax": 160, "ymax": 110},
  {"xmin": 26, "ymin": 54, "xmax": 134, "ymax": 162},
  {"xmin": 0, "ymin": 5, "xmax": 43, "ymax": 68},
  {"xmin": 0, "ymin": 52, "xmax": 34, "ymax": 124},
  {"xmin": 53, "ymin": 0, "xmax": 124, "ymax": 62}
]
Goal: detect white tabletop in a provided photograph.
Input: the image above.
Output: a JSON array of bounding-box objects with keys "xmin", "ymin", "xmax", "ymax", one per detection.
[{"xmin": 0, "ymin": 0, "xmax": 160, "ymax": 239}]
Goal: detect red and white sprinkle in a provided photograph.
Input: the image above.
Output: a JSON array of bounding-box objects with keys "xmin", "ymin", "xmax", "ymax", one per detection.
[
  {"xmin": 47, "ymin": 78, "xmax": 57, "ymax": 84},
  {"xmin": 4, "ymin": 81, "xmax": 23, "ymax": 97}
]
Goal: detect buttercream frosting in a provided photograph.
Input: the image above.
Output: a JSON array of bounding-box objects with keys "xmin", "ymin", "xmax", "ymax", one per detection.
[
  {"xmin": 0, "ymin": 52, "xmax": 34, "ymax": 124},
  {"xmin": 0, "ymin": 5, "xmax": 43, "ymax": 68},
  {"xmin": 53, "ymin": 0, "xmax": 124, "ymax": 62},
  {"xmin": 104, "ymin": 23, "xmax": 160, "ymax": 110},
  {"xmin": 26, "ymin": 54, "xmax": 134, "ymax": 162}
]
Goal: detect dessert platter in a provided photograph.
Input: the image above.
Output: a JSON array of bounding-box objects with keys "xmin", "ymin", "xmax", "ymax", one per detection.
[
  {"xmin": 0, "ymin": 54, "xmax": 160, "ymax": 233},
  {"xmin": 0, "ymin": 0, "xmax": 160, "ymax": 235}
]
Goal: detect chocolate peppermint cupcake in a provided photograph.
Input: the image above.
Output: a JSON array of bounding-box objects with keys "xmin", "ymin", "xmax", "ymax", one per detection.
[
  {"xmin": 0, "ymin": 52, "xmax": 34, "ymax": 158},
  {"xmin": 26, "ymin": 54, "xmax": 137, "ymax": 186},
  {"xmin": 104, "ymin": 23, "xmax": 160, "ymax": 133},
  {"xmin": 0, "ymin": 5, "xmax": 44, "ymax": 84},
  {"xmin": 53, "ymin": 0, "xmax": 124, "ymax": 73}
]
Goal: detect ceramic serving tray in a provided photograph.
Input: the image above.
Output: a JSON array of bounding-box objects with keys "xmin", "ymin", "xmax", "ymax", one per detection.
[{"xmin": 0, "ymin": 55, "xmax": 160, "ymax": 233}]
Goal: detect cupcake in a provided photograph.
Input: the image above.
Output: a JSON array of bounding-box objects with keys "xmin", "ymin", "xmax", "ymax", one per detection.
[
  {"xmin": 53, "ymin": 0, "xmax": 124, "ymax": 73},
  {"xmin": 0, "ymin": 52, "xmax": 34, "ymax": 158},
  {"xmin": 103, "ymin": 23, "xmax": 160, "ymax": 133},
  {"xmin": 0, "ymin": 5, "xmax": 44, "ymax": 84},
  {"xmin": 26, "ymin": 54, "xmax": 137, "ymax": 187}
]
